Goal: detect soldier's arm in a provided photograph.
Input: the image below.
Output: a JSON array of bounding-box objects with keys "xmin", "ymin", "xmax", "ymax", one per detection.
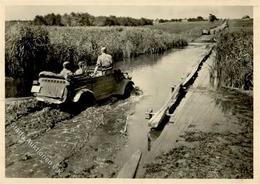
[{"xmin": 93, "ymin": 56, "xmax": 101, "ymax": 76}]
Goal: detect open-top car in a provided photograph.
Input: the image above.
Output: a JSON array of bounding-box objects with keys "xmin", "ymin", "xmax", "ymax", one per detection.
[{"xmin": 31, "ymin": 69, "xmax": 134, "ymax": 109}]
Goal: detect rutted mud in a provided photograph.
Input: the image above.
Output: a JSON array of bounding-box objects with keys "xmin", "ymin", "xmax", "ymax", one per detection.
[{"xmin": 5, "ymin": 89, "xmax": 142, "ymax": 177}]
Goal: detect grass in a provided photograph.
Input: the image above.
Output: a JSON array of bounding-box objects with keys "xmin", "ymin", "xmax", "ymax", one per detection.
[
  {"xmin": 5, "ymin": 23, "xmax": 188, "ymax": 88},
  {"xmin": 228, "ymin": 19, "xmax": 253, "ymax": 33},
  {"xmin": 213, "ymin": 19, "xmax": 253, "ymax": 90},
  {"xmin": 47, "ymin": 26, "xmax": 187, "ymax": 70},
  {"xmin": 5, "ymin": 20, "xmax": 226, "ymax": 96},
  {"xmin": 147, "ymin": 20, "xmax": 222, "ymax": 41}
]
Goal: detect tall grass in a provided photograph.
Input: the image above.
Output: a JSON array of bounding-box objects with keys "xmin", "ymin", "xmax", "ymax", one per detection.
[
  {"xmin": 213, "ymin": 31, "xmax": 253, "ymax": 90},
  {"xmin": 5, "ymin": 24, "xmax": 188, "ymax": 97},
  {"xmin": 5, "ymin": 24, "xmax": 188, "ymax": 79},
  {"xmin": 47, "ymin": 26, "xmax": 187, "ymax": 71},
  {"xmin": 5, "ymin": 24, "xmax": 49, "ymax": 79}
]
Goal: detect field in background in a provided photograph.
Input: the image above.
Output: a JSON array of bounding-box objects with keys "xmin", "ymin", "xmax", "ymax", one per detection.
[
  {"xmin": 148, "ymin": 21, "xmax": 222, "ymax": 41},
  {"xmin": 228, "ymin": 19, "xmax": 253, "ymax": 33}
]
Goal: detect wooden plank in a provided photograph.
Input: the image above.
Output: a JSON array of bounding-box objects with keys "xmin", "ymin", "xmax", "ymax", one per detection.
[
  {"xmin": 148, "ymin": 85, "xmax": 181, "ymax": 128},
  {"xmin": 117, "ymin": 150, "xmax": 142, "ymax": 178},
  {"xmin": 182, "ymin": 48, "xmax": 213, "ymax": 87},
  {"xmin": 147, "ymin": 46, "xmax": 214, "ymax": 129}
]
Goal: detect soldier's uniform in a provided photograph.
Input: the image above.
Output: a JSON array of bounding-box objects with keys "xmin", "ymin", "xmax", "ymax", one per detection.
[{"xmin": 96, "ymin": 53, "xmax": 113, "ymax": 69}]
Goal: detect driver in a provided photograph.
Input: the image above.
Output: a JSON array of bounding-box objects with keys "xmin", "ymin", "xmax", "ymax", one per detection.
[{"xmin": 92, "ymin": 47, "xmax": 113, "ymax": 76}]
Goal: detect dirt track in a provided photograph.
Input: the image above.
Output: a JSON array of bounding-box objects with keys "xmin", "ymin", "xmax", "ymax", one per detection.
[{"xmin": 5, "ymin": 94, "xmax": 141, "ymax": 177}]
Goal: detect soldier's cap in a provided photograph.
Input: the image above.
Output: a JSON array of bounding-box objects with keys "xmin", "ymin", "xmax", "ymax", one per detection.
[
  {"xmin": 101, "ymin": 47, "xmax": 106, "ymax": 52},
  {"xmin": 63, "ymin": 61, "xmax": 70, "ymax": 67}
]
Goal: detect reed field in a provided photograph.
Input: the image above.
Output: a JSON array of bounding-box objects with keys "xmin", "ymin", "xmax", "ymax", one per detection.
[
  {"xmin": 213, "ymin": 19, "xmax": 253, "ymax": 90},
  {"xmin": 5, "ymin": 23, "xmax": 188, "ymax": 81},
  {"xmin": 5, "ymin": 20, "xmax": 225, "ymax": 96},
  {"xmin": 47, "ymin": 26, "xmax": 187, "ymax": 69}
]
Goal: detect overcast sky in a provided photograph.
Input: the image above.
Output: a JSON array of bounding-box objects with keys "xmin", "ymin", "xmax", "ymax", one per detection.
[{"xmin": 5, "ymin": 6, "xmax": 253, "ymax": 20}]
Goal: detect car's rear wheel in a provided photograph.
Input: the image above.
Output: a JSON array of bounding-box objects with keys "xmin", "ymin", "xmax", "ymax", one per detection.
[{"xmin": 76, "ymin": 93, "xmax": 96, "ymax": 111}]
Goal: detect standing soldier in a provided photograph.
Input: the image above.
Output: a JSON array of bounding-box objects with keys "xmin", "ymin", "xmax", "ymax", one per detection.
[{"xmin": 92, "ymin": 47, "xmax": 113, "ymax": 76}]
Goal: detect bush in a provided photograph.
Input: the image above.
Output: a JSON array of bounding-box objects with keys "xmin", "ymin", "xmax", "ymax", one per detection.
[{"xmin": 213, "ymin": 31, "xmax": 253, "ymax": 89}]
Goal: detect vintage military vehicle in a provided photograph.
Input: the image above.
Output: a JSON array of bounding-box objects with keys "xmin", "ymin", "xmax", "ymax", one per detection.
[{"xmin": 31, "ymin": 69, "xmax": 134, "ymax": 109}]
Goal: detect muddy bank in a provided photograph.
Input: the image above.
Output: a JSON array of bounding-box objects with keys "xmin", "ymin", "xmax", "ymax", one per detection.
[
  {"xmin": 5, "ymin": 93, "xmax": 141, "ymax": 177},
  {"xmin": 144, "ymin": 125, "xmax": 253, "ymax": 178},
  {"xmin": 141, "ymin": 51, "xmax": 253, "ymax": 178}
]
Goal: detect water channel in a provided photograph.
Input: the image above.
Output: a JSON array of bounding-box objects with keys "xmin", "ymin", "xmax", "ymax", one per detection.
[{"xmin": 114, "ymin": 43, "xmax": 210, "ymax": 168}]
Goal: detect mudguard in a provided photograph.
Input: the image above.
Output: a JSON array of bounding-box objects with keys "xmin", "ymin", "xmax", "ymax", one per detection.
[
  {"xmin": 72, "ymin": 89, "xmax": 95, "ymax": 103},
  {"xmin": 117, "ymin": 80, "xmax": 134, "ymax": 95}
]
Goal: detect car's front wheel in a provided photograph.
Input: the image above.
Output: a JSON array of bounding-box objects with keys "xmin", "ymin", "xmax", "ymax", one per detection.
[{"xmin": 123, "ymin": 83, "xmax": 134, "ymax": 99}]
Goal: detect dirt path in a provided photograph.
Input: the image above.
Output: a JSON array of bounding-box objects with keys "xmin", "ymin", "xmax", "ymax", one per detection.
[
  {"xmin": 138, "ymin": 50, "xmax": 253, "ymax": 178},
  {"xmin": 5, "ymin": 95, "xmax": 140, "ymax": 177}
]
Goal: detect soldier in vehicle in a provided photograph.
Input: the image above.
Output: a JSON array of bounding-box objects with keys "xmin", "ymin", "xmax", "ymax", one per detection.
[
  {"xmin": 92, "ymin": 47, "xmax": 113, "ymax": 76},
  {"xmin": 75, "ymin": 61, "xmax": 85, "ymax": 75},
  {"xmin": 59, "ymin": 61, "xmax": 73, "ymax": 78}
]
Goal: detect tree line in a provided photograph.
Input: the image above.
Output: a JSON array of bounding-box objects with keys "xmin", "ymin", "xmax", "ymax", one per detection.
[
  {"xmin": 156, "ymin": 16, "xmax": 206, "ymax": 23},
  {"xmin": 33, "ymin": 12, "xmax": 154, "ymax": 26},
  {"xmin": 32, "ymin": 12, "xmax": 222, "ymax": 26}
]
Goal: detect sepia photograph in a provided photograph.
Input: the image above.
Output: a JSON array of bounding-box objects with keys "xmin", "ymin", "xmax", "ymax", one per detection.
[{"xmin": 3, "ymin": 3, "xmax": 255, "ymax": 180}]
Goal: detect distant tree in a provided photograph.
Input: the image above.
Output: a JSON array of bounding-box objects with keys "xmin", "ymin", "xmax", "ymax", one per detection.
[
  {"xmin": 158, "ymin": 19, "xmax": 170, "ymax": 23},
  {"xmin": 33, "ymin": 15, "xmax": 46, "ymax": 25},
  {"xmin": 107, "ymin": 16, "xmax": 118, "ymax": 26},
  {"xmin": 209, "ymin": 14, "xmax": 218, "ymax": 22},
  {"xmin": 70, "ymin": 12, "xmax": 80, "ymax": 26},
  {"xmin": 61, "ymin": 13, "xmax": 71, "ymax": 26},
  {"xmin": 170, "ymin": 19, "xmax": 182, "ymax": 22},
  {"xmin": 242, "ymin": 15, "xmax": 250, "ymax": 19},
  {"xmin": 197, "ymin": 16, "xmax": 204, "ymax": 21},
  {"xmin": 54, "ymin": 14, "xmax": 62, "ymax": 26},
  {"xmin": 140, "ymin": 18, "xmax": 153, "ymax": 25},
  {"xmin": 79, "ymin": 13, "xmax": 95, "ymax": 26},
  {"xmin": 32, "ymin": 12, "xmax": 154, "ymax": 26},
  {"xmin": 44, "ymin": 13, "xmax": 57, "ymax": 25},
  {"xmin": 94, "ymin": 16, "xmax": 107, "ymax": 26}
]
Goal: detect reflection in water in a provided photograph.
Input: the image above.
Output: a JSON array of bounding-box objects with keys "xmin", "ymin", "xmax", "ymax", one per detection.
[{"xmin": 115, "ymin": 51, "xmax": 172, "ymax": 71}]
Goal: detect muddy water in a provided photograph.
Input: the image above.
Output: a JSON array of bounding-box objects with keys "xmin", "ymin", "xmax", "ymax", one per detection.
[{"xmin": 114, "ymin": 43, "xmax": 210, "ymax": 168}]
